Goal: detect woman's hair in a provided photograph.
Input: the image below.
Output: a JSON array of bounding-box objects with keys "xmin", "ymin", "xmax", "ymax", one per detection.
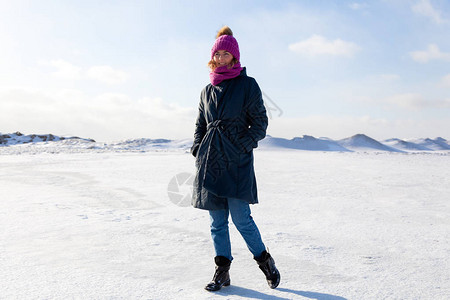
[
  {"xmin": 208, "ymin": 56, "xmax": 239, "ymax": 72},
  {"xmin": 208, "ymin": 26, "xmax": 238, "ymax": 71}
]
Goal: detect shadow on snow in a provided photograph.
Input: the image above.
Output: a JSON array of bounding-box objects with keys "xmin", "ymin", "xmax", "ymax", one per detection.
[{"xmin": 214, "ymin": 285, "xmax": 347, "ymax": 300}]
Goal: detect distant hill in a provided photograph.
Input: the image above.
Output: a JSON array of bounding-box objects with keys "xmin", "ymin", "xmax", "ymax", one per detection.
[
  {"xmin": 258, "ymin": 134, "xmax": 449, "ymax": 153},
  {"xmin": 0, "ymin": 132, "xmax": 95, "ymax": 146},
  {"xmin": 383, "ymin": 138, "xmax": 432, "ymax": 151},
  {"xmin": 107, "ymin": 138, "xmax": 193, "ymax": 151},
  {"xmin": 337, "ymin": 134, "xmax": 403, "ymax": 152},
  {"xmin": 259, "ymin": 135, "xmax": 350, "ymax": 151},
  {"xmin": 404, "ymin": 137, "xmax": 450, "ymax": 151},
  {"xmin": 1, "ymin": 131, "xmax": 449, "ymax": 153}
]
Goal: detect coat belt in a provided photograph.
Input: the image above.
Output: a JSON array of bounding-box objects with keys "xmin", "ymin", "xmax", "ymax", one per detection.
[{"xmin": 207, "ymin": 120, "xmax": 226, "ymax": 131}]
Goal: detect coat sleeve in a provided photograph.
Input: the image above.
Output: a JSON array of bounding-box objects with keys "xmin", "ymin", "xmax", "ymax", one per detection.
[
  {"xmin": 239, "ymin": 79, "xmax": 268, "ymax": 153},
  {"xmin": 191, "ymin": 92, "xmax": 207, "ymax": 157}
]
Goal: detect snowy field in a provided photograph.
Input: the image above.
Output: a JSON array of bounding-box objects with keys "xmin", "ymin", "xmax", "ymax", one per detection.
[{"xmin": 1, "ymin": 148, "xmax": 449, "ymax": 299}]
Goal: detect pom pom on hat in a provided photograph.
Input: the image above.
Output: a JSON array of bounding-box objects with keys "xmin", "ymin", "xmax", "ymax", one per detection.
[
  {"xmin": 216, "ymin": 26, "xmax": 233, "ymax": 38},
  {"xmin": 211, "ymin": 26, "xmax": 240, "ymax": 62}
]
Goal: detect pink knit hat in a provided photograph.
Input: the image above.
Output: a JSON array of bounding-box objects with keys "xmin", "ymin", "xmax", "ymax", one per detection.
[{"xmin": 211, "ymin": 26, "xmax": 240, "ymax": 62}]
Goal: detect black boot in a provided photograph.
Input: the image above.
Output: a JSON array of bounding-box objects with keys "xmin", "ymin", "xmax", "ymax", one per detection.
[
  {"xmin": 204, "ymin": 256, "xmax": 231, "ymax": 291},
  {"xmin": 255, "ymin": 250, "xmax": 280, "ymax": 289}
]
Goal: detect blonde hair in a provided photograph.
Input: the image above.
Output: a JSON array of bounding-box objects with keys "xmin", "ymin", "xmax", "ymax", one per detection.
[{"xmin": 207, "ymin": 57, "xmax": 239, "ymax": 72}]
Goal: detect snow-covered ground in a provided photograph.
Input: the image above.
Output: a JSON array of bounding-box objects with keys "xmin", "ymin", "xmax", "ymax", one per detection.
[{"xmin": 1, "ymin": 148, "xmax": 449, "ymax": 299}]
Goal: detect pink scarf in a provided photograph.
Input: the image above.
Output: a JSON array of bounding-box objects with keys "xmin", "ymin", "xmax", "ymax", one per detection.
[{"xmin": 209, "ymin": 63, "xmax": 243, "ymax": 86}]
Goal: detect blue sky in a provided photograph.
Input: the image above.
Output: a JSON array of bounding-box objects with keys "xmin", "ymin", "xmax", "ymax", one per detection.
[{"xmin": 1, "ymin": 0, "xmax": 449, "ymax": 141}]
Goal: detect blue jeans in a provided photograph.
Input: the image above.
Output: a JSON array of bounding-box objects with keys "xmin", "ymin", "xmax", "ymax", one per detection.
[{"xmin": 209, "ymin": 197, "xmax": 266, "ymax": 261}]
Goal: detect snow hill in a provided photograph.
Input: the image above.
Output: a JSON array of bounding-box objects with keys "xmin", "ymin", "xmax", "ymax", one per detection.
[
  {"xmin": 0, "ymin": 131, "xmax": 449, "ymax": 154},
  {"xmin": 0, "ymin": 132, "xmax": 95, "ymax": 146},
  {"xmin": 109, "ymin": 138, "xmax": 194, "ymax": 151},
  {"xmin": 337, "ymin": 134, "xmax": 403, "ymax": 152},
  {"xmin": 259, "ymin": 135, "xmax": 350, "ymax": 151},
  {"xmin": 259, "ymin": 134, "xmax": 449, "ymax": 153},
  {"xmin": 383, "ymin": 138, "xmax": 434, "ymax": 151},
  {"xmin": 405, "ymin": 137, "xmax": 450, "ymax": 151}
]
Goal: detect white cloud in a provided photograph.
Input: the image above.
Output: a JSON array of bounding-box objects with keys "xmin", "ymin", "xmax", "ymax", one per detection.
[
  {"xmin": 86, "ymin": 65, "xmax": 129, "ymax": 85},
  {"xmin": 38, "ymin": 60, "xmax": 129, "ymax": 85},
  {"xmin": 441, "ymin": 74, "xmax": 450, "ymax": 87},
  {"xmin": 349, "ymin": 3, "xmax": 368, "ymax": 10},
  {"xmin": 0, "ymin": 87, "xmax": 196, "ymax": 141},
  {"xmin": 288, "ymin": 35, "xmax": 360, "ymax": 57},
  {"xmin": 382, "ymin": 93, "xmax": 450, "ymax": 110},
  {"xmin": 412, "ymin": 0, "xmax": 447, "ymax": 24},
  {"xmin": 383, "ymin": 93, "xmax": 425, "ymax": 110},
  {"xmin": 38, "ymin": 59, "xmax": 82, "ymax": 80},
  {"xmin": 409, "ymin": 44, "xmax": 450, "ymax": 63},
  {"xmin": 2, "ymin": 86, "xmax": 448, "ymax": 141},
  {"xmin": 379, "ymin": 74, "xmax": 400, "ymax": 81}
]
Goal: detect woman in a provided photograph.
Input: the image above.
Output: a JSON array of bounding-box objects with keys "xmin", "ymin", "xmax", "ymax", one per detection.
[{"xmin": 191, "ymin": 26, "xmax": 280, "ymax": 291}]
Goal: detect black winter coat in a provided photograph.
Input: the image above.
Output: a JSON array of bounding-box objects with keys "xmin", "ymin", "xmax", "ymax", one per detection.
[{"xmin": 191, "ymin": 68, "xmax": 268, "ymax": 210}]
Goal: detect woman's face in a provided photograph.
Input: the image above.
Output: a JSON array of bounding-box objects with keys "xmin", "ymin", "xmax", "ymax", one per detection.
[{"xmin": 213, "ymin": 50, "xmax": 233, "ymax": 67}]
